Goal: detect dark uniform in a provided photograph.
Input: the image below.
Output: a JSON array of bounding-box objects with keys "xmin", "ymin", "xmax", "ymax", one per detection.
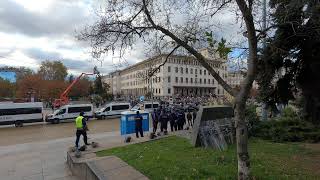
[
  {"xmin": 170, "ymin": 111, "xmax": 177, "ymax": 131},
  {"xmin": 152, "ymin": 109, "xmax": 158, "ymax": 133},
  {"xmin": 193, "ymin": 110, "xmax": 197, "ymax": 124},
  {"xmin": 187, "ymin": 112, "xmax": 193, "ymax": 127},
  {"xmin": 160, "ymin": 110, "xmax": 169, "ymax": 132},
  {"xmin": 177, "ymin": 112, "xmax": 185, "ymax": 130},
  {"xmin": 75, "ymin": 112, "xmax": 90, "ymax": 148},
  {"xmin": 135, "ymin": 111, "xmax": 144, "ymax": 138}
]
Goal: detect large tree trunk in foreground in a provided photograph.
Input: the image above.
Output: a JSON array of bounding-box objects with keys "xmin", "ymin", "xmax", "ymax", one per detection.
[{"xmin": 234, "ymin": 0, "xmax": 259, "ymax": 179}]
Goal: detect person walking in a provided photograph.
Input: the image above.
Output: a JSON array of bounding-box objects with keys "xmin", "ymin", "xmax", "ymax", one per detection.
[
  {"xmin": 187, "ymin": 111, "xmax": 193, "ymax": 127},
  {"xmin": 169, "ymin": 110, "xmax": 177, "ymax": 132},
  {"xmin": 177, "ymin": 111, "xmax": 185, "ymax": 130},
  {"xmin": 151, "ymin": 109, "xmax": 159, "ymax": 133},
  {"xmin": 135, "ymin": 111, "xmax": 144, "ymax": 138},
  {"xmin": 160, "ymin": 109, "xmax": 169, "ymax": 132},
  {"xmin": 75, "ymin": 112, "xmax": 90, "ymax": 149},
  {"xmin": 193, "ymin": 110, "xmax": 197, "ymax": 124}
]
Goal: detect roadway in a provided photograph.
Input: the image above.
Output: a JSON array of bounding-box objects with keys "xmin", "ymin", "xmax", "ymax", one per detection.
[{"xmin": 0, "ymin": 118, "xmax": 120, "ymax": 146}]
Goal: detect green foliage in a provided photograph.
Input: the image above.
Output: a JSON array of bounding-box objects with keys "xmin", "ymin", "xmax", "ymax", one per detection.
[
  {"xmin": 245, "ymin": 104, "xmax": 261, "ymax": 136},
  {"xmin": 205, "ymin": 32, "xmax": 232, "ymax": 59},
  {"xmin": 38, "ymin": 60, "xmax": 68, "ymax": 81},
  {"xmin": 0, "ymin": 77, "xmax": 15, "ymax": 98},
  {"xmin": 258, "ymin": 0, "xmax": 320, "ymax": 124},
  {"xmin": 97, "ymin": 136, "xmax": 320, "ymax": 179},
  {"xmin": 254, "ymin": 107, "xmax": 320, "ymax": 143}
]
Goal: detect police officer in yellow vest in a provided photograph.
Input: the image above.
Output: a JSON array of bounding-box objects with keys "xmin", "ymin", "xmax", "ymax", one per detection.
[{"xmin": 75, "ymin": 112, "xmax": 90, "ymax": 148}]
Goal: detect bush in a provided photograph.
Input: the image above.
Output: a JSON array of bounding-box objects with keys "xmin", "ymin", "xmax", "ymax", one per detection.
[
  {"xmin": 254, "ymin": 107, "xmax": 320, "ymax": 143},
  {"xmin": 245, "ymin": 104, "xmax": 261, "ymax": 136}
]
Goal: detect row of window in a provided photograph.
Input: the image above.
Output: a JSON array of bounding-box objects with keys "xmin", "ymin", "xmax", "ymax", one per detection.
[
  {"xmin": 168, "ymin": 76, "xmax": 215, "ymax": 85},
  {"xmin": 0, "ymin": 108, "xmax": 42, "ymax": 116},
  {"xmin": 168, "ymin": 66, "xmax": 226, "ymax": 76},
  {"xmin": 167, "ymin": 58, "xmax": 226, "ymax": 70},
  {"xmin": 152, "ymin": 88, "xmax": 161, "ymax": 94}
]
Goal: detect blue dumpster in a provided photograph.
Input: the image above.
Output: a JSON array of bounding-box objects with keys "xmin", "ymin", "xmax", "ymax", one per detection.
[{"xmin": 121, "ymin": 111, "xmax": 149, "ymax": 135}]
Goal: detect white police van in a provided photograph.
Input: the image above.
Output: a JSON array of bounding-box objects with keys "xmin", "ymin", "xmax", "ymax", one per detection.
[
  {"xmin": 46, "ymin": 104, "xmax": 93, "ymax": 124},
  {"xmin": 95, "ymin": 102, "xmax": 130, "ymax": 119},
  {"xmin": 131, "ymin": 101, "xmax": 159, "ymax": 113},
  {"xmin": 0, "ymin": 102, "xmax": 43, "ymax": 127}
]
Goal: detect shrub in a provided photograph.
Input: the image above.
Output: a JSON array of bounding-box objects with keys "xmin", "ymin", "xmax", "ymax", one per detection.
[
  {"xmin": 245, "ymin": 104, "xmax": 261, "ymax": 136},
  {"xmin": 253, "ymin": 107, "xmax": 320, "ymax": 143}
]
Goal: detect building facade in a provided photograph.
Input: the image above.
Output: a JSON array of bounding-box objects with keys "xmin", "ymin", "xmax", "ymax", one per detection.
[
  {"xmin": 104, "ymin": 49, "xmax": 229, "ymax": 99},
  {"xmin": 227, "ymin": 71, "xmax": 245, "ymax": 88}
]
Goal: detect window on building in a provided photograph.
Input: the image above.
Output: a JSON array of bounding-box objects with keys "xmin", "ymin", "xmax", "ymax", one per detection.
[
  {"xmin": 204, "ymin": 70, "xmax": 207, "ymax": 75},
  {"xmin": 168, "ymin": 76, "xmax": 171, "ymax": 83},
  {"xmin": 195, "ymin": 69, "xmax": 198, "ymax": 74},
  {"xmin": 190, "ymin": 68, "xmax": 193, "ymax": 74},
  {"xmin": 212, "ymin": 79, "xmax": 215, "ymax": 84},
  {"xmin": 156, "ymin": 89, "xmax": 158, "ymax": 94},
  {"xmin": 200, "ymin": 79, "xmax": 202, "ymax": 84},
  {"xmin": 191, "ymin": 78, "xmax": 193, "ymax": 83},
  {"xmin": 195, "ymin": 78, "xmax": 198, "ymax": 83},
  {"xmin": 168, "ymin": 88, "xmax": 171, "ymax": 94},
  {"xmin": 208, "ymin": 79, "xmax": 210, "ymax": 84},
  {"xmin": 175, "ymin": 77, "xmax": 178, "ymax": 83},
  {"xmin": 175, "ymin": 67, "xmax": 178, "ymax": 73},
  {"xmin": 186, "ymin": 78, "xmax": 188, "ymax": 83},
  {"xmin": 200, "ymin": 69, "xmax": 202, "ymax": 75},
  {"xmin": 180, "ymin": 67, "xmax": 183, "ymax": 74},
  {"xmin": 204, "ymin": 79, "xmax": 206, "ymax": 84},
  {"xmin": 186, "ymin": 68, "xmax": 188, "ymax": 74},
  {"xmin": 180, "ymin": 77, "xmax": 183, "ymax": 83},
  {"xmin": 168, "ymin": 66, "xmax": 171, "ymax": 72},
  {"xmin": 159, "ymin": 89, "xmax": 161, "ymax": 94},
  {"xmin": 218, "ymin": 89, "xmax": 220, "ymax": 94}
]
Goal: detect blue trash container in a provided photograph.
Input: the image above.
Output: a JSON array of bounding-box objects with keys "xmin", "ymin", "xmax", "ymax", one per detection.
[{"xmin": 121, "ymin": 111, "xmax": 149, "ymax": 135}]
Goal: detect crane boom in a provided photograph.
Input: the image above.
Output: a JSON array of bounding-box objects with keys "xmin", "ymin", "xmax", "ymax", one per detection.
[{"xmin": 53, "ymin": 72, "xmax": 94, "ymax": 108}]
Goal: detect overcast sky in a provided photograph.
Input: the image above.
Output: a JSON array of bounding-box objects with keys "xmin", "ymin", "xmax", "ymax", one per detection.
[
  {"xmin": 0, "ymin": 0, "xmax": 146, "ymax": 75},
  {"xmin": 0, "ymin": 0, "xmax": 246, "ymax": 76}
]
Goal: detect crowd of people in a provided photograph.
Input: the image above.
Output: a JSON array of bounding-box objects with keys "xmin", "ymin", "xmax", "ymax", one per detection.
[{"xmin": 150, "ymin": 105, "xmax": 198, "ymax": 135}]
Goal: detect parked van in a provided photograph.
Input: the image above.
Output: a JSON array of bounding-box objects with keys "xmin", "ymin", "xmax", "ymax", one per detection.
[
  {"xmin": 131, "ymin": 102, "xmax": 159, "ymax": 112},
  {"xmin": 95, "ymin": 102, "xmax": 130, "ymax": 119},
  {"xmin": 0, "ymin": 102, "xmax": 43, "ymax": 127},
  {"xmin": 46, "ymin": 104, "xmax": 93, "ymax": 124}
]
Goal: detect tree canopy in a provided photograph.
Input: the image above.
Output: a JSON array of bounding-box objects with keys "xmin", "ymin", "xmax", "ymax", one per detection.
[
  {"xmin": 38, "ymin": 60, "xmax": 68, "ymax": 81},
  {"xmin": 257, "ymin": 0, "xmax": 320, "ymax": 124}
]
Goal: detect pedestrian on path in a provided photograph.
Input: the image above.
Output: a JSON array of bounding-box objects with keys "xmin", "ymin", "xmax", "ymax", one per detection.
[
  {"xmin": 152, "ymin": 109, "xmax": 159, "ymax": 133},
  {"xmin": 135, "ymin": 111, "xmax": 144, "ymax": 138},
  {"xmin": 193, "ymin": 110, "xmax": 197, "ymax": 124},
  {"xmin": 75, "ymin": 112, "xmax": 90, "ymax": 149},
  {"xmin": 187, "ymin": 111, "xmax": 193, "ymax": 127}
]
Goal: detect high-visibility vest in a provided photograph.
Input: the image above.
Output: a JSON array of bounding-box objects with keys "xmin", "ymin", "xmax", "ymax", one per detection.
[{"xmin": 75, "ymin": 116, "xmax": 84, "ymax": 129}]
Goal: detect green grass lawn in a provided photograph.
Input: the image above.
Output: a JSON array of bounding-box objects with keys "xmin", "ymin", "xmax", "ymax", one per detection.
[{"xmin": 96, "ymin": 136, "xmax": 320, "ymax": 180}]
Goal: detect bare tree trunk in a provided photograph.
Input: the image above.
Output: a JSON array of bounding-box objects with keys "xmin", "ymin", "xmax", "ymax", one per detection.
[{"xmin": 234, "ymin": 0, "xmax": 259, "ymax": 179}]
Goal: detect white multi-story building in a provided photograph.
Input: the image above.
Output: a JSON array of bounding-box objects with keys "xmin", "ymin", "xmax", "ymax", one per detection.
[
  {"xmin": 227, "ymin": 71, "xmax": 245, "ymax": 88},
  {"xmin": 104, "ymin": 48, "xmax": 228, "ymax": 99},
  {"xmin": 227, "ymin": 70, "xmax": 259, "ymax": 90}
]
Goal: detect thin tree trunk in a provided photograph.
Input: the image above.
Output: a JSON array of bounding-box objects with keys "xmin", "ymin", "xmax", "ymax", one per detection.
[
  {"xmin": 234, "ymin": 0, "xmax": 259, "ymax": 179},
  {"xmin": 235, "ymin": 101, "xmax": 250, "ymax": 180}
]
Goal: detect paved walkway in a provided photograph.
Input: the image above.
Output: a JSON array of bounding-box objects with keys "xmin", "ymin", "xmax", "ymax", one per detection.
[{"xmin": 0, "ymin": 131, "xmax": 136, "ymax": 180}]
